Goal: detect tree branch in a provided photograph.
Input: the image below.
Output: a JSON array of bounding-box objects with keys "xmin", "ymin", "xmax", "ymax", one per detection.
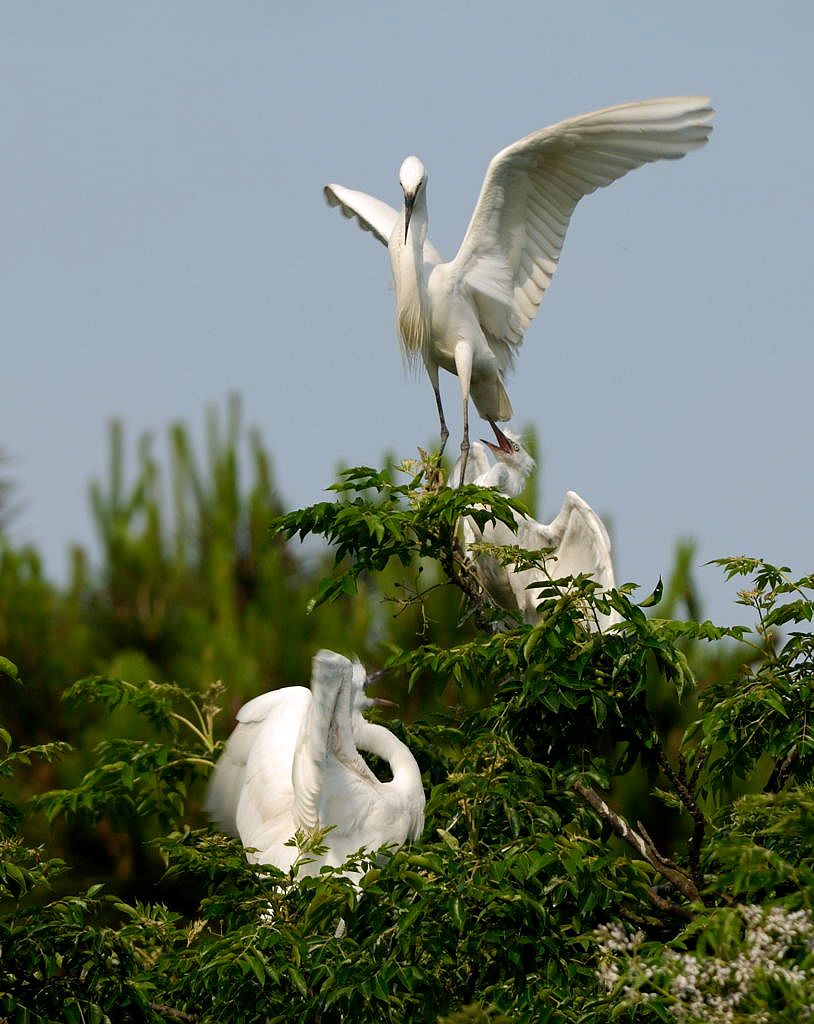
[
  {"xmin": 765, "ymin": 746, "xmax": 798, "ymax": 793},
  {"xmin": 688, "ymin": 747, "xmax": 707, "ymax": 790},
  {"xmin": 437, "ymin": 526, "xmax": 505, "ymax": 631},
  {"xmin": 574, "ymin": 780, "xmax": 700, "ymax": 913},
  {"xmin": 617, "ymin": 904, "xmax": 666, "ymax": 931},
  {"xmin": 149, "ymin": 1003, "xmax": 197, "ymax": 1023},
  {"xmin": 655, "ymin": 748, "xmax": 706, "ymax": 891}
]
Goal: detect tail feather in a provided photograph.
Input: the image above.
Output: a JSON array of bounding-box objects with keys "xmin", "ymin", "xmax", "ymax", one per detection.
[{"xmin": 471, "ymin": 373, "xmax": 512, "ymax": 422}]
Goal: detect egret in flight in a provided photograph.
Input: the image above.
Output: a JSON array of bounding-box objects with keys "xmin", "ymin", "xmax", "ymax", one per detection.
[
  {"xmin": 325, "ymin": 96, "xmax": 713, "ymax": 480},
  {"xmin": 453, "ymin": 427, "xmax": 620, "ymax": 629},
  {"xmin": 205, "ymin": 650, "xmax": 425, "ymax": 880}
]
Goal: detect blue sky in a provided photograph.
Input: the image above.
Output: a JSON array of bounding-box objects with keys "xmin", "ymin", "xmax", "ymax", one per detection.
[{"xmin": 2, "ymin": 1, "xmax": 812, "ymax": 624}]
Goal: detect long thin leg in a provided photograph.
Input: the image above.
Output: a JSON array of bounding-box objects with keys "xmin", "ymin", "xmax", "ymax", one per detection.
[
  {"xmin": 459, "ymin": 393, "xmax": 470, "ymax": 484},
  {"xmin": 454, "ymin": 342, "xmax": 474, "ymax": 485},
  {"xmin": 426, "ymin": 360, "xmax": 449, "ymax": 457},
  {"xmin": 433, "ymin": 384, "xmax": 450, "ymax": 457}
]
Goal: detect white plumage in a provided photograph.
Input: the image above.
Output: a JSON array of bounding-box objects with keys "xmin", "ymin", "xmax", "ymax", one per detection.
[
  {"xmin": 205, "ymin": 650, "xmax": 425, "ymax": 878},
  {"xmin": 453, "ymin": 429, "xmax": 620, "ymax": 630},
  {"xmin": 325, "ymin": 96, "xmax": 713, "ymax": 480}
]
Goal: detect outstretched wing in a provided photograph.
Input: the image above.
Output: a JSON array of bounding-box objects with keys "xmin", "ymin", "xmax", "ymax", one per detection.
[
  {"xmin": 324, "ymin": 184, "xmax": 399, "ymax": 246},
  {"xmin": 541, "ymin": 491, "xmax": 616, "ymax": 590},
  {"xmin": 324, "ymin": 183, "xmax": 444, "ymax": 265},
  {"xmin": 448, "ymin": 96, "xmax": 713, "ymax": 355}
]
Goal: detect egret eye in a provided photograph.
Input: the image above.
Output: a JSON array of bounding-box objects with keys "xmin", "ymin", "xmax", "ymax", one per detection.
[{"xmin": 513, "ymin": 443, "xmax": 520, "ymax": 452}]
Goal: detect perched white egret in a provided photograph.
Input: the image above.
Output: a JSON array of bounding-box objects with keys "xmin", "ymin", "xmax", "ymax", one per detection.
[
  {"xmin": 325, "ymin": 96, "xmax": 713, "ymax": 480},
  {"xmin": 452, "ymin": 432, "xmax": 535, "ymax": 494},
  {"xmin": 453, "ymin": 427, "xmax": 620, "ymax": 629},
  {"xmin": 205, "ymin": 650, "xmax": 425, "ymax": 879}
]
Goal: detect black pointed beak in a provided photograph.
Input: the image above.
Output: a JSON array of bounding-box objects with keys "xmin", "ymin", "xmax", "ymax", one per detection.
[
  {"xmin": 404, "ymin": 193, "xmax": 414, "ymax": 244},
  {"xmin": 365, "ymin": 668, "xmax": 398, "ymax": 709}
]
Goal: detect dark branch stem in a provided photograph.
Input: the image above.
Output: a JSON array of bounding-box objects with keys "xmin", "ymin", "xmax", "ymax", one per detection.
[
  {"xmin": 574, "ymin": 780, "xmax": 701, "ymax": 912},
  {"xmin": 765, "ymin": 746, "xmax": 798, "ymax": 793},
  {"xmin": 654, "ymin": 748, "xmax": 706, "ymax": 891},
  {"xmin": 689, "ymin": 748, "xmax": 708, "ymax": 790},
  {"xmin": 148, "ymin": 1003, "xmax": 197, "ymax": 1023},
  {"xmin": 636, "ymin": 820, "xmax": 701, "ymax": 905},
  {"xmin": 437, "ymin": 526, "xmax": 503, "ymax": 631},
  {"xmin": 644, "ymin": 886, "xmax": 695, "ymax": 922},
  {"xmin": 617, "ymin": 905, "xmax": 667, "ymax": 931}
]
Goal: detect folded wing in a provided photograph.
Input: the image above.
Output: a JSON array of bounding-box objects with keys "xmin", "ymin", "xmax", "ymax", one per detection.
[{"xmin": 205, "ymin": 688, "xmax": 310, "ymax": 840}]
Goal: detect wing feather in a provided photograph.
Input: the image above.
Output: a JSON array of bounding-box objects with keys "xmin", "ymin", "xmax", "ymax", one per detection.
[
  {"xmin": 205, "ymin": 724, "xmax": 258, "ymax": 837},
  {"xmin": 205, "ymin": 687, "xmax": 310, "ymax": 839},
  {"xmin": 514, "ymin": 491, "xmax": 620, "ymax": 628},
  {"xmin": 323, "ymin": 184, "xmax": 398, "ymax": 246},
  {"xmin": 543, "ymin": 491, "xmax": 615, "ymax": 590},
  {"xmin": 324, "ymin": 183, "xmax": 443, "ymax": 265},
  {"xmin": 449, "ymin": 96, "xmax": 713, "ymax": 353}
]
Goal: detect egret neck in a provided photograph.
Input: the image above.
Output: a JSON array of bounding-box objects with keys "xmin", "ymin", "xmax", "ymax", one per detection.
[
  {"xmin": 389, "ymin": 157, "xmax": 432, "ymax": 366},
  {"xmin": 353, "ymin": 716, "xmax": 426, "ymax": 842}
]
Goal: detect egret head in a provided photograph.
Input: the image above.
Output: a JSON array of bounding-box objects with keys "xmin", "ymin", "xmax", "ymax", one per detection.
[
  {"xmin": 399, "ymin": 156, "xmax": 426, "ymax": 243},
  {"xmin": 399, "ymin": 156, "xmax": 426, "ymax": 197},
  {"xmin": 350, "ymin": 661, "xmax": 397, "ymax": 715},
  {"xmin": 482, "ymin": 424, "xmax": 535, "ymax": 481}
]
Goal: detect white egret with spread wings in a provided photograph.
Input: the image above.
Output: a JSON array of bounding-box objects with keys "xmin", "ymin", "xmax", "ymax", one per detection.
[{"xmin": 325, "ymin": 96, "xmax": 713, "ymax": 481}]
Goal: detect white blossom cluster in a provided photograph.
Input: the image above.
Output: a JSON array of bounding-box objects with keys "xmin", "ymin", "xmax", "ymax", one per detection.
[
  {"xmin": 594, "ymin": 905, "xmax": 814, "ymax": 1022},
  {"xmin": 594, "ymin": 922, "xmax": 640, "ymax": 991}
]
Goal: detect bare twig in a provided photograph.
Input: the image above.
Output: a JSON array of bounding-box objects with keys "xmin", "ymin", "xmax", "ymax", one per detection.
[
  {"xmin": 765, "ymin": 746, "xmax": 798, "ymax": 793},
  {"xmin": 655, "ymin": 748, "xmax": 706, "ymax": 891},
  {"xmin": 148, "ymin": 1003, "xmax": 197, "ymax": 1023},
  {"xmin": 574, "ymin": 780, "xmax": 700, "ymax": 913},
  {"xmin": 574, "ymin": 782, "xmax": 649, "ymax": 859},
  {"xmin": 643, "ymin": 886, "xmax": 695, "ymax": 922},
  {"xmin": 688, "ymin": 748, "xmax": 708, "ymax": 790},
  {"xmin": 636, "ymin": 820, "xmax": 701, "ymax": 904},
  {"xmin": 617, "ymin": 905, "xmax": 665, "ymax": 931},
  {"xmin": 437, "ymin": 526, "xmax": 503, "ymax": 631}
]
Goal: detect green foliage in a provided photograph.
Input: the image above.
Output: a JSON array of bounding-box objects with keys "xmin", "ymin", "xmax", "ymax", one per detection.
[
  {"xmin": 689, "ymin": 560, "xmax": 814, "ymax": 798},
  {"xmin": 0, "ymin": 403, "xmax": 474, "ymax": 889},
  {"xmin": 0, "ymin": 409, "xmax": 812, "ymax": 1021},
  {"xmin": 36, "ymin": 676, "xmax": 222, "ymax": 829},
  {"xmin": 272, "ymin": 463, "xmax": 524, "ymax": 618}
]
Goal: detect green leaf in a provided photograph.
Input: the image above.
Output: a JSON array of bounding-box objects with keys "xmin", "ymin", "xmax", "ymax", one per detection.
[
  {"xmin": 0, "ymin": 657, "xmax": 20, "ymax": 683},
  {"xmin": 761, "ymin": 688, "xmax": 790, "ymax": 718},
  {"xmin": 638, "ymin": 577, "xmax": 663, "ymax": 608},
  {"xmin": 287, "ymin": 966, "xmax": 309, "ymax": 998}
]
